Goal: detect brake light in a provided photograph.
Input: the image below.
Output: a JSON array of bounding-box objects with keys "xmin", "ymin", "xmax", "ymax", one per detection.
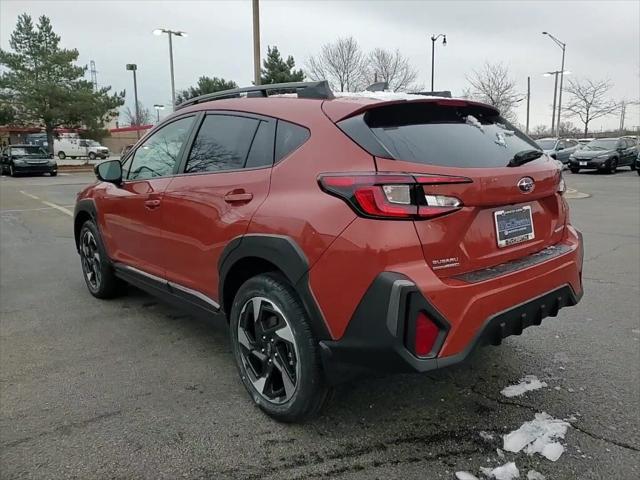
[
  {"xmin": 318, "ymin": 173, "xmax": 470, "ymax": 220},
  {"xmin": 414, "ymin": 312, "xmax": 440, "ymax": 357}
]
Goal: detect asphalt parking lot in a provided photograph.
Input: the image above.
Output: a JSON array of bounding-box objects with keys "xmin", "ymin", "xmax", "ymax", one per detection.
[{"xmin": 1, "ymin": 170, "xmax": 638, "ymax": 479}]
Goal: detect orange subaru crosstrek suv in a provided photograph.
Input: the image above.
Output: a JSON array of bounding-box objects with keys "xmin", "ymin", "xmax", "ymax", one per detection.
[{"xmin": 74, "ymin": 81, "xmax": 583, "ymax": 421}]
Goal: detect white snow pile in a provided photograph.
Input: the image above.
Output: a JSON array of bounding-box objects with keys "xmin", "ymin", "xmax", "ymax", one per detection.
[
  {"xmin": 465, "ymin": 115, "xmax": 485, "ymax": 132},
  {"xmin": 455, "ymin": 472, "xmax": 480, "ymax": 480},
  {"xmin": 333, "ymin": 90, "xmax": 469, "ymax": 102},
  {"xmin": 527, "ymin": 470, "xmax": 546, "ymax": 480},
  {"xmin": 480, "ymin": 462, "xmax": 520, "ymax": 480},
  {"xmin": 501, "ymin": 375, "xmax": 548, "ymax": 398},
  {"xmin": 503, "ymin": 412, "xmax": 570, "ymax": 461}
]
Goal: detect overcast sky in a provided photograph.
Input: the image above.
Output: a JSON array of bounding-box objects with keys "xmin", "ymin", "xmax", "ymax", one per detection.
[{"xmin": 1, "ymin": 0, "xmax": 639, "ymax": 131}]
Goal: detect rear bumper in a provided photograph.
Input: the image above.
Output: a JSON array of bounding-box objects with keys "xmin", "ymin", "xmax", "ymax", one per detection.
[
  {"xmin": 569, "ymin": 158, "xmax": 609, "ymax": 170},
  {"xmin": 320, "ymin": 228, "xmax": 584, "ymax": 384}
]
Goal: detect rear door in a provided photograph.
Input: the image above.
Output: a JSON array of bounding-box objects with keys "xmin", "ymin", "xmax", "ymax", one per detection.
[
  {"xmin": 160, "ymin": 112, "xmax": 275, "ymax": 303},
  {"xmin": 340, "ymin": 101, "xmax": 566, "ymax": 277}
]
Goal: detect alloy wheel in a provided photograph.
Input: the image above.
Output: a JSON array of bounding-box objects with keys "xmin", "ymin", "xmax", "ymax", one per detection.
[
  {"xmin": 237, "ymin": 297, "xmax": 300, "ymax": 404},
  {"xmin": 80, "ymin": 230, "xmax": 102, "ymax": 291}
]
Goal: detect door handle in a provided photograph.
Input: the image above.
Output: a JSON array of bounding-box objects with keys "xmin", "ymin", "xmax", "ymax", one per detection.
[
  {"xmin": 223, "ymin": 191, "xmax": 253, "ymax": 203},
  {"xmin": 144, "ymin": 199, "xmax": 161, "ymax": 209}
]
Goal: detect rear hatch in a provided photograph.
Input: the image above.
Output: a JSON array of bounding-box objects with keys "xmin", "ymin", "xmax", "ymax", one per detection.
[{"xmin": 336, "ymin": 100, "xmax": 567, "ymax": 278}]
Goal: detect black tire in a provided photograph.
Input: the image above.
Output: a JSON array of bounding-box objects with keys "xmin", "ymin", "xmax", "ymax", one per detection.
[
  {"xmin": 608, "ymin": 158, "xmax": 618, "ymax": 174},
  {"xmin": 570, "ymin": 167, "xmax": 580, "ymax": 174},
  {"xmin": 50, "ymin": 171, "xmax": 57, "ymax": 177},
  {"xmin": 9, "ymin": 164, "xmax": 17, "ymax": 177},
  {"xmin": 57, "ymin": 151, "xmax": 66, "ymax": 160},
  {"xmin": 88, "ymin": 152, "xmax": 96, "ymax": 160},
  {"xmin": 78, "ymin": 220, "xmax": 123, "ymax": 299},
  {"xmin": 229, "ymin": 272, "xmax": 332, "ymax": 422},
  {"xmin": 630, "ymin": 161, "xmax": 636, "ymax": 171}
]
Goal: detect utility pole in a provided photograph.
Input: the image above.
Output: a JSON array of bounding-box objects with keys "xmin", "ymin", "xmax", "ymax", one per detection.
[
  {"xmin": 526, "ymin": 76, "xmax": 531, "ymax": 135},
  {"xmin": 542, "ymin": 32, "xmax": 567, "ymax": 136},
  {"xmin": 252, "ymin": 0, "xmax": 261, "ymax": 85},
  {"xmin": 126, "ymin": 64, "xmax": 140, "ymax": 139}
]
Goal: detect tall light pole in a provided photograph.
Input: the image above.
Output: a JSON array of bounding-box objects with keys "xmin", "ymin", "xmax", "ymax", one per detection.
[
  {"xmin": 252, "ymin": 0, "xmax": 261, "ymax": 85},
  {"xmin": 153, "ymin": 104, "xmax": 165, "ymax": 123},
  {"xmin": 153, "ymin": 28, "xmax": 187, "ymax": 110},
  {"xmin": 542, "ymin": 32, "xmax": 566, "ymax": 134},
  {"xmin": 125, "ymin": 64, "xmax": 140, "ymax": 139},
  {"xmin": 526, "ymin": 76, "xmax": 531, "ymax": 135},
  {"xmin": 430, "ymin": 34, "xmax": 446, "ymax": 91},
  {"xmin": 544, "ymin": 70, "xmax": 571, "ymax": 135}
]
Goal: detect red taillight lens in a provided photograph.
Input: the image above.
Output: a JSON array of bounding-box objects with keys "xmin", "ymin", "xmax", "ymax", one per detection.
[
  {"xmin": 414, "ymin": 312, "xmax": 440, "ymax": 357},
  {"xmin": 318, "ymin": 173, "xmax": 470, "ymax": 220}
]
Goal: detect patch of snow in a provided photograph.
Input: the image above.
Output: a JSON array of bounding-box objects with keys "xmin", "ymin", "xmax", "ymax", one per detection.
[
  {"xmin": 527, "ymin": 470, "xmax": 546, "ymax": 480},
  {"xmin": 465, "ymin": 115, "xmax": 485, "ymax": 132},
  {"xmin": 480, "ymin": 462, "xmax": 520, "ymax": 480},
  {"xmin": 503, "ymin": 412, "xmax": 570, "ymax": 461},
  {"xmin": 497, "ymin": 448, "xmax": 505, "ymax": 458},
  {"xmin": 632, "ymin": 329, "xmax": 640, "ymax": 334},
  {"xmin": 456, "ymin": 472, "xmax": 480, "ymax": 480},
  {"xmin": 333, "ymin": 90, "xmax": 470, "ymax": 102},
  {"xmin": 495, "ymin": 132, "xmax": 507, "ymax": 147},
  {"xmin": 501, "ymin": 375, "xmax": 547, "ymax": 398},
  {"xmin": 479, "ymin": 431, "xmax": 494, "ymax": 441}
]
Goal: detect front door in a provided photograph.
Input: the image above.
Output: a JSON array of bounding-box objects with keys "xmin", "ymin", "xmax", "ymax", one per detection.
[
  {"xmin": 161, "ymin": 113, "xmax": 275, "ymax": 303},
  {"xmin": 96, "ymin": 115, "xmax": 196, "ymax": 278}
]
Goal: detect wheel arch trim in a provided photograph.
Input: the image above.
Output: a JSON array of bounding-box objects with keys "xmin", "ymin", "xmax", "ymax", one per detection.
[{"xmin": 218, "ymin": 234, "xmax": 332, "ymax": 341}]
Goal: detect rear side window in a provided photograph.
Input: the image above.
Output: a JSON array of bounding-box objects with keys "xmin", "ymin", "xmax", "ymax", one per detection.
[
  {"xmin": 186, "ymin": 115, "xmax": 260, "ymax": 173},
  {"xmin": 275, "ymin": 120, "xmax": 310, "ymax": 162},
  {"xmin": 245, "ymin": 121, "xmax": 275, "ymax": 169},
  {"xmin": 342, "ymin": 102, "xmax": 540, "ymax": 168}
]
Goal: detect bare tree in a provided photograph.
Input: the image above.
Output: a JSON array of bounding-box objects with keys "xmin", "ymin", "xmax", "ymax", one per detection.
[
  {"xmin": 122, "ymin": 105, "xmax": 152, "ymax": 126},
  {"xmin": 564, "ymin": 78, "xmax": 618, "ymax": 137},
  {"xmin": 466, "ymin": 62, "xmax": 521, "ymax": 121},
  {"xmin": 531, "ymin": 125, "xmax": 550, "ymax": 138},
  {"xmin": 366, "ymin": 48, "xmax": 419, "ymax": 92},
  {"xmin": 306, "ymin": 37, "xmax": 367, "ymax": 92}
]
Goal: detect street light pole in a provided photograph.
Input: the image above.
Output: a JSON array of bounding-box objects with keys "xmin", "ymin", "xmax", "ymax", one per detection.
[
  {"xmin": 430, "ymin": 34, "xmax": 446, "ymax": 91},
  {"xmin": 153, "ymin": 104, "xmax": 165, "ymax": 123},
  {"xmin": 153, "ymin": 28, "xmax": 187, "ymax": 111},
  {"xmin": 551, "ymin": 71, "xmax": 558, "ymax": 135},
  {"xmin": 542, "ymin": 32, "xmax": 567, "ymax": 135},
  {"xmin": 526, "ymin": 76, "xmax": 531, "ymax": 135},
  {"xmin": 126, "ymin": 64, "xmax": 140, "ymax": 140}
]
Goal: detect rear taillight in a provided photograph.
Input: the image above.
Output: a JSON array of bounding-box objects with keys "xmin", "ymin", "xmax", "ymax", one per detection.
[
  {"xmin": 414, "ymin": 312, "xmax": 440, "ymax": 357},
  {"xmin": 318, "ymin": 173, "xmax": 471, "ymax": 220}
]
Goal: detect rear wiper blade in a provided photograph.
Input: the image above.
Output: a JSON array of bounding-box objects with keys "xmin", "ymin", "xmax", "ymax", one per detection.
[{"xmin": 508, "ymin": 149, "xmax": 543, "ymax": 167}]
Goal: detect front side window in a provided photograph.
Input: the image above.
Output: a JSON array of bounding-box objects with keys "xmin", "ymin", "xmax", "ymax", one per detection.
[
  {"xmin": 185, "ymin": 115, "xmax": 260, "ymax": 173},
  {"xmin": 127, "ymin": 116, "xmax": 194, "ymax": 180}
]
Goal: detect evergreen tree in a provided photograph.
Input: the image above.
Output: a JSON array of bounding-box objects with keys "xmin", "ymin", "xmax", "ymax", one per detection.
[
  {"xmin": 0, "ymin": 14, "xmax": 124, "ymax": 151},
  {"xmin": 176, "ymin": 76, "xmax": 238, "ymax": 104},
  {"xmin": 260, "ymin": 46, "xmax": 304, "ymax": 84}
]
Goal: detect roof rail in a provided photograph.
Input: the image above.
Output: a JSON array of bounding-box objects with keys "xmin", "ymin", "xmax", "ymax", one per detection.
[{"xmin": 175, "ymin": 80, "xmax": 334, "ymax": 110}]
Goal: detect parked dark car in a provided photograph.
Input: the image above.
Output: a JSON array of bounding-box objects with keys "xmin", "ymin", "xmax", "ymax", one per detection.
[
  {"xmin": 1, "ymin": 144, "xmax": 57, "ymax": 177},
  {"xmin": 536, "ymin": 137, "xmax": 579, "ymax": 165},
  {"xmin": 568, "ymin": 137, "xmax": 637, "ymax": 174},
  {"xmin": 636, "ymin": 151, "xmax": 640, "ymax": 176}
]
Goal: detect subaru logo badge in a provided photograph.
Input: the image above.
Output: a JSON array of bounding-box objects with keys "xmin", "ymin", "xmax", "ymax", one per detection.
[{"xmin": 517, "ymin": 177, "xmax": 535, "ymax": 193}]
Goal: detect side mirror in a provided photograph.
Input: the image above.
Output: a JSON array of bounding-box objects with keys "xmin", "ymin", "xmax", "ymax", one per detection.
[
  {"xmin": 556, "ymin": 145, "xmax": 564, "ymax": 151},
  {"xmin": 95, "ymin": 159, "xmax": 122, "ymax": 184},
  {"xmin": 49, "ymin": 153, "xmax": 54, "ymax": 159}
]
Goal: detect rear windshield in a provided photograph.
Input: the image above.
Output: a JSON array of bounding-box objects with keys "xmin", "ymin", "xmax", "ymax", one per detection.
[
  {"xmin": 347, "ymin": 102, "xmax": 540, "ymax": 168},
  {"xmin": 10, "ymin": 146, "xmax": 47, "ymax": 156},
  {"xmin": 537, "ymin": 139, "xmax": 557, "ymax": 150}
]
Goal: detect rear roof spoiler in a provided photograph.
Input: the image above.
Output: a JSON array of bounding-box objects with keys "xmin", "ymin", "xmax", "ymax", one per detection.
[{"xmin": 176, "ymin": 80, "xmax": 335, "ymax": 110}]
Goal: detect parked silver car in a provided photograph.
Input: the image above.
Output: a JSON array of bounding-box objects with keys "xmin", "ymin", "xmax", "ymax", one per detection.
[{"xmin": 536, "ymin": 138, "xmax": 580, "ymax": 164}]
